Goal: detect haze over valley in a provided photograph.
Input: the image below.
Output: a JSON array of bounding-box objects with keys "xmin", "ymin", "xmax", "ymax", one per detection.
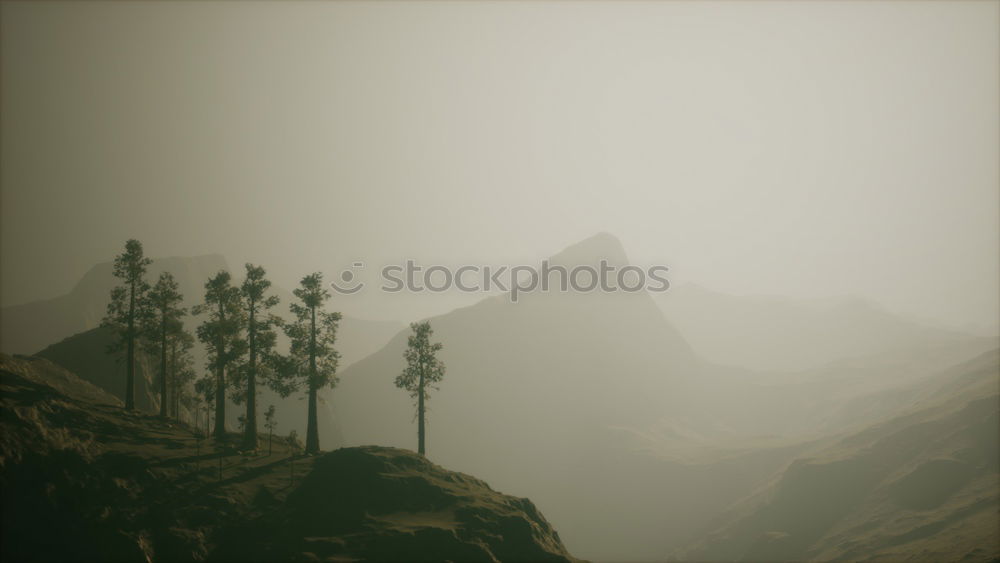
[{"xmin": 1, "ymin": 1, "xmax": 997, "ymax": 562}]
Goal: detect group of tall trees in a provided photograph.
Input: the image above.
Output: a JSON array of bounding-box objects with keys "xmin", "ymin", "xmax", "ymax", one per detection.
[
  {"xmin": 104, "ymin": 239, "xmax": 448, "ymax": 457},
  {"xmin": 103, "ymin": 240, "xmax": 197, "ymax": 416},
  {"xmin": 191, "ymin": 267, "xmax": 341, "ymax": 453},
  {"xmin": 102, "ymin": 240, "xmax": 202, "ymax": 421},
  {"xmin": 102, "ymin": 239, "xmax": 345, "ymax": 454}
]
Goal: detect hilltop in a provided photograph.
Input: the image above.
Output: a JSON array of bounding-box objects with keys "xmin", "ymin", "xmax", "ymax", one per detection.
[{"xmin": 0, "ymin": 354, "xmax": 578, "ymax": 562}]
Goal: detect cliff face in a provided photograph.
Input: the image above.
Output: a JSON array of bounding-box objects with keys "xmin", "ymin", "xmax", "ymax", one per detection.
[
  {"xmin": 215, "ymin": 446, "xmax": 576, "ymax": 562},
  {"xmin": 0, "ymin": 354, "xmax": 577, "ymax": 562}
]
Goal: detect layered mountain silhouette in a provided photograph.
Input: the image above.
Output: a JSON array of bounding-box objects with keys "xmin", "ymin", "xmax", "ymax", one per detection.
[
  {"xmin": 0, "ymin": 354, "xmax": 577, "ymax": 562},
  {"xmin": 328, "ymin": 234, "xmax": 709, "ymax": 559},
  {"xmin": 658, "ymin": 283, "xmax": 988, "ymax": 372},
  {"xmin": 331, "ymin": 232, "xmax": 700, "ymax": 457},
  {"xmin": 681, "ymin": 348, "xmax": 1000, "ymax": 561},
  {"xmin": 326, "ymin": 232, "xmax": 997, "ymax": 560},
  {"xmin": 36, "ymin": 325, "xmax": 163, "ymax": 413},
  {"xmin": 0, "ymin": 254, "xmax": 227, "ymax": 356},
  {"xmin": 3, "ymin": 234, "xmax": 996, "ymax": 561}
]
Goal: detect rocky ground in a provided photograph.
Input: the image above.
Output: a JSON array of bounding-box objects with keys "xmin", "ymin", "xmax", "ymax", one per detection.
[{"xmin": 0, "ymin": 354, "xmax": 578, "ymax": 562}]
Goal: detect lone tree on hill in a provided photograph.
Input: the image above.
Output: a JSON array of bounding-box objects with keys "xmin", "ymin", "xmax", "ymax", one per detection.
[
  {"xmin": 395, "ymin": 321, "xmax": 446, "ymax": 457},
  {"xmin": 102, "ymin": 239, "xmax": 152, "ymax": 411},
  {"xmin": 194, "ymin": 271, "xmax": 246, "ymax": 439},
  {"xmin": 283, "ymin": 273, "xmax": 341, "ymax": 455},
  {"xmin": 146, "ymin": 271, "xmax": 186, "ymax": 417}
]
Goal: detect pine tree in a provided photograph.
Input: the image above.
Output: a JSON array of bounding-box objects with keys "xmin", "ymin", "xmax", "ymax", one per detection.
[
  {"xmin": 102, "ymin": 239, "xmax": 152, "ymax": 411},
  {"xmin": 395, "ymin": 321, "xmax": 446, "ymax": 456},
  {"xmin": 194, "ymin": 271, "xmax": 246, "ymax": 439},
  {"xmin": 194, "ymin": 375, "xmax": 215, "ymax": 436},
  {"xmin": 234, "ymin": 264, "xmax": 282, "ymax": 451},
  {"xmin": 166, "ymin": 324, "xmax": 196, "ymax": 419},
  {"xmin": 264, "ymin": 405, "xmax": 277, "ymax": 456},
  {"xmin": 284, "ymin": 273, "xmax": 341, "ymax": 455},
  {"xmin": 146, "ymin": 272, "xmax": 186, "ymax": 417}
]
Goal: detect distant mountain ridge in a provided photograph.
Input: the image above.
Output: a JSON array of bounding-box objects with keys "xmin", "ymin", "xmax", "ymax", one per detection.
[
  {"xmin": 0, "ymin": 254, "xmax": 228, "ymax": 355},
  {"xmin": 326, "ymin": 232, "xmax": 998, "ymax": 560},
  {"xmin": 681, "ymin": 348, "xmax": 1000, "ymax": 561},
  {"xmin": 658, "ymin": 283, "xmax": 981, "ymax": 372},
  {"xmin": 36, "ymin": 325, "xmax": 162, "ymax": 413},
  {"xmin": 329, "ymin": 233, "xmax": 704, "ymax": 560},
  {"xmin": 4, "ymin": 235, "xmax": 995, "ymax": 562}
]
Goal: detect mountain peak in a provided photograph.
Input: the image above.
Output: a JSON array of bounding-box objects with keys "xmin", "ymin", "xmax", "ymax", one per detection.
[
  {"xmin": 70, "ymin": 253, "xmax": 229, "ymax": 296},
  {"xmin": 1, "ymin": 253, "xmax": 231, "ymax": 355},
  {"xmin": 548, "ymin": 232, "xmax": 630, "ymax": 267}
]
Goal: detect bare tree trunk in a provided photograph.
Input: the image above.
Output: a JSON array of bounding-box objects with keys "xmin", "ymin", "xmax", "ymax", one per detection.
[
  {"xmin": 213, "ymin": 302, "xmax": 227, "ymax": 439},
  {"xmin": 125, "ymin": 280, "xmax": 136, "ymax": 410},
  {"xmin": 169, "ymin": 341, "xmax": 179, "ymax": 419},
  {"xmin": 214, "ymin": 367, "xmax": 226, "ymax": 438},
  {"xmin": 418, "ymin": 361, "xmax": 425, "ymax": 456},
  {"xmin": 244, "ymin": 304, "xmax": 258, "ymax": 450},
  {"xmin": 306, "ymin": 384, "xmax": 318, "ymax": 454},
  {"xmin": 305, "ymin": 305, "xmax": 320, "ymax": 454},
  {"xmin": 159, "ymin": 312, "xmax": 168, "ymax": 417}
]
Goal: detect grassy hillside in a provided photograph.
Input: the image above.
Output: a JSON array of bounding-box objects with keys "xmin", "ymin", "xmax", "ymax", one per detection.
[{"xmin": 0, "ymin": 354, "xmax": 577, "ymax": 562}]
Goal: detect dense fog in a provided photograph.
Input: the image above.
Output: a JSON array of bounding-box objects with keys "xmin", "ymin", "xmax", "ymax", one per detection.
[{"xmin": 1, "ymin": 2, "xmax": 997, "ymax": 562}]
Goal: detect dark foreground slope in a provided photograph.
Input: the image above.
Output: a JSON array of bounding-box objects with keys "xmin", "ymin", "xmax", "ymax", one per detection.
[
  {"xmin": 0, "ymin": 354, "xmax": 577, "ymax": 562},
  {"xmin": 213, "ymin": 447, "xmax": 574, "ymax": 562}
]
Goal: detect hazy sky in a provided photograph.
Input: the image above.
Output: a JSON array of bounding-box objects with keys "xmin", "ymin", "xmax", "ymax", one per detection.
[{"xmin": 2, "ymin": 1, "xmax": 997, "ymax": 330}]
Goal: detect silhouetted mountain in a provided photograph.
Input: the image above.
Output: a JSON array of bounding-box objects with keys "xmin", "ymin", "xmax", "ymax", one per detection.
[
  {"xmin": 681, "ymin": 348, "xmax": 1000, "ymax": 561},
  {"xmin": 329, "ymin": 233, "xmax": 705, "ymax": 559},
  {"xmin": 325, "ymin": 233, "xmax": 999, "ymax": 560},
  {"xmin": 332, "ymin": 233, "xmax": 700, "ymax": 447},
  {"xmin": 658, "ymin": 283, "xmax": 985, "ymax": 372},
  {"xmin": 9, "ymin": 239, "xmax": 994, "ymax": 562},
  {"xmin": 0, "ymin": 254, "xmax": 227, "ymax": 355},
  {"xmin": 36, "ymin": 325, "xmax": 162, "ymax": 413},
  {"xmin": 0, "ymin": 353, "xmax": 578, "ymax": 563},
  {"xmin": 653, "ymin": 334, "xmax": 1000, "ymax": 442}
]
